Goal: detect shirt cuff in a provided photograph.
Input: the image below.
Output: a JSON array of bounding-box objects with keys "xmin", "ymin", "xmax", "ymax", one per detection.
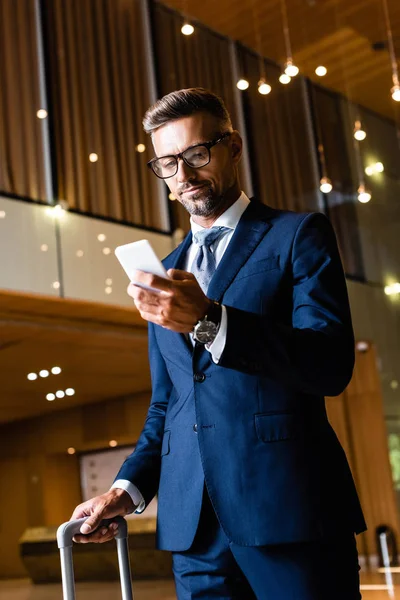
[
  {"xmin": 206, "ymin": 305, "xmax": 227, "ymax": 364},
  {"xmin": 111, "ymin": 479, "xmax": 146, "ymax": 514}
]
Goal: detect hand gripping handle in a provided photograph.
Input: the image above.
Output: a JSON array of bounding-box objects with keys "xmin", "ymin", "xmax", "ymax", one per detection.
[{"xmin": 56, "ymin": 516, "xmax": 133, "ymax": 600}]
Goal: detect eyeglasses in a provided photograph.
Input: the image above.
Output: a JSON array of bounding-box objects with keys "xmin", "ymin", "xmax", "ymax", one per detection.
[{"xmin": 147, "ymin": 132, "xmax": 232, "ymax": 179}]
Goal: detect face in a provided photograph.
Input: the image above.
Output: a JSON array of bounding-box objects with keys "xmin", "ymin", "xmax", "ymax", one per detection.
[{"xmin": 152, "ymin": 112, "xmax": 242, "ymax": 218}]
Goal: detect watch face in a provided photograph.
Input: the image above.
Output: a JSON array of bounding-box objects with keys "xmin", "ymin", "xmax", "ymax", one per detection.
[{"xmin": 194, "ymin": 322, "xmax": 218, "ymax": 344}]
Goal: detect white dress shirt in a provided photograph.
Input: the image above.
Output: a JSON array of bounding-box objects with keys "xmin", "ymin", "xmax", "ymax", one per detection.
[{"xmin": 111, "ymin": 192, "xmax": 251, "ymax": 513}]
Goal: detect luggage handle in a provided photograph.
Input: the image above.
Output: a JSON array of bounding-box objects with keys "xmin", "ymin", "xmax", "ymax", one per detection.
[{"xmin": 57, "ymin": 516, "xmax": 133, "ymax": 600}]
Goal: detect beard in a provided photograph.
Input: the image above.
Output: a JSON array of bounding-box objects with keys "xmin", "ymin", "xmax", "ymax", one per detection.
[{"xmin": 178, "ymin": 183, "xmax": 221, "ymax": 217}]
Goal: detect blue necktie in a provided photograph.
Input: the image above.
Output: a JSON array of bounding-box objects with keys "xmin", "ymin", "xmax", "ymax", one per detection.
[{"xmin": 191, "ymin": 226, "xmax": 231, "ymax": 293}]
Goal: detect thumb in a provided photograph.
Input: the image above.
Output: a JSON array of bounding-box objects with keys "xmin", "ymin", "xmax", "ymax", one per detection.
[
  {"xmin": 80, "ymin": 508, "xmax": 105, "ymax": 534},
  {"xmin": 167, "ymin": 268, "xmax": 195, "ymax": 281}
]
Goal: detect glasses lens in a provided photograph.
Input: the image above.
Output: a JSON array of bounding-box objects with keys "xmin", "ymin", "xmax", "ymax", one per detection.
[
  {"xmin": 152, "ymin": 156, "xmax": 178, "ymax": 178},
  {"xmin": 183, "ymin": 145, "xmax": 210, "ymax": 168}
]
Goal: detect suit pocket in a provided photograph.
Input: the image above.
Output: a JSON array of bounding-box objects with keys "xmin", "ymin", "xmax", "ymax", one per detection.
[
  {"xmin": 161, "ymin": 430, "xmax": 171, "ymax": 456},
  {"xmin": 234, "ymin": 255, "xmax": 280, "ymax": 282},
  {"xmin": 255, "ymin": 413, "xmax": 297, "ymax": 442}
]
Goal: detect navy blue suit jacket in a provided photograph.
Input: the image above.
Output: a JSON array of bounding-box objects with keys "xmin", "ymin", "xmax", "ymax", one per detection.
[{"xmin": 116, "ymin": 200, "xmax": 366, "ymax": 551}]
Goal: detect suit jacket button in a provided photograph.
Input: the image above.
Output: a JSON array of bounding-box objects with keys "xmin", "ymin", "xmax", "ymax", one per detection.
[
  {"xmin": 194, "ymin": 373, "xmax": 206, "ymax": 383},
  {"xmin": 193, "ymin": 424, "xmax": 198, "ymax": 433}
]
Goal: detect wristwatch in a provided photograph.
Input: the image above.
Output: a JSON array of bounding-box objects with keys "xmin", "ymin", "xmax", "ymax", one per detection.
[{"xmin": 193, "ymin": 301, "xmax": 222, "ymax": 345}]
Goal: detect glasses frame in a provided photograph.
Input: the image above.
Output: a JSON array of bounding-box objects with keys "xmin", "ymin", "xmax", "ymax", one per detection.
[{"xmin": 147, "ymin": 131, "xmax": 232, "ymax": 179}]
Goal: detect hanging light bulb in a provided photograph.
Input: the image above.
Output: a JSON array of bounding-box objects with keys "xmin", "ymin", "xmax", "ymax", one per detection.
[
  {"xmin": 315, "ymin": 66, "xmax": 327, "ymax": 77},
  {"xmin": 237, "ymin": 79, "xmax": 250, "ymax": 91},
  {"xmin": 391, "ymin": 85, "xmax": 400, "ymax": 102},
  {"xmin": 284, "ymin": 60, "xmax": 299, "ymax": 77},
  {"xmin": 354, "ymin": 120, "xmax": 367, "ymax": 141},
  {"xmin": 357, "ymin": 184, "xmax": 371, "ymax": 203},
  {"xmin": 279, "ymin": 73, "xmax": 291, "ymax": 85},
  {"xmin": 258, "ymin": 79, "xmax": 272, "ymax": 95},
  {"xmin": 181, "ymin": 23, "xmax": 194, "ymax": 35},
  {"xmin": 320, "ymin": 177, "xmax": 333, "ymax": 194}
]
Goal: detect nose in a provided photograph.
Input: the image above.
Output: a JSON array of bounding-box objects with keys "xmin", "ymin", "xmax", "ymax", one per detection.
[{"xmin": 176, "ymin": 157, "xmax": 196, "ymax": 183}]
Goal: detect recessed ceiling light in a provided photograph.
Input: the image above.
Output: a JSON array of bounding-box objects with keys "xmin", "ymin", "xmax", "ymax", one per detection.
[
  {"xmin": 39, "ymin": 370, "xmax": 50, "ymax": 378},
  {"xmin": 67, "ymin": 447, "xmax": 76, "ymax": 455},
  {"xmin": 41, "ymin": 244, "xmax": 48, "ymax": 252},
  {"xmin": 97, "ymin": 234, "xmax": 106, "ymax": 242},
  {"xmin": 105, "ymin": 286, "xmax": 112, "ymax": 294},
  {"xmin": 89, "ymin": 153, "xmax": 99, "ymax": 162},
  {"xmin": 51, "ymin": 366, "xmax": 62, "ymax": 375},
  {"xmin": 37, "ymin": 109, "xmax": 48, "ymax": 119},
  {"xmin": 46, "ymin": 393, "xmax": 56, "ymax": 401},
  {"xmin": 65, "ymin": 388, "xmax": 75, "ymax": 396},
  {"xmin": 52, "ymin": 281, "xmax": 60, "ymax": 289},
  {"xmin": 27, "ymin": 373, "xmax": 38, "ymax": 381},
  {"xmin": 105, "ymin": 278, "xmax": 112, "ymax": 285},
  {"xmin": 56, "ymin": 390, "xmax": 65, "ymax": 398},
  {"xmin": 109, "ymin": 440, "xmax": 118, "ymax": 447},
  {"xmin": 76, "ymin": 250, "xmax": 84, "ymax": 257},
  {"xmin": 0, "ymin": 211, "xmax": 5, "ymax": 218},
  {"xmin": 102, "ymin": 247, "xmax": 111, "ymax": 255}
]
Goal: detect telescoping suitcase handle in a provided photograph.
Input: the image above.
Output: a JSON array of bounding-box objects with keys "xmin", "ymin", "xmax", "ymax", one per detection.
[{"xmin": 57, "ymin": 516, "xmax": 134, "ymax": 600}]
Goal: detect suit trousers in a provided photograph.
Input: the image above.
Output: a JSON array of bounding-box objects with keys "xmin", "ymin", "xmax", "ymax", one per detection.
[{"xmin": 172, "ymin": 488, "xmax": 362, "ymax": 600}]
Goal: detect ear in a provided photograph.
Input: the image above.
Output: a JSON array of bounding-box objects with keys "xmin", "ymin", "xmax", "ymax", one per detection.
[{"xmin": 230, "ymin": 131, "xmax": 243, "ymax": 164}]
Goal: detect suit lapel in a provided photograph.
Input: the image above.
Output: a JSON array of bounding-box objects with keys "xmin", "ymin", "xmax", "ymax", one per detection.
[{"xmin": 207, "ymin": 200, "xmax": 272, "ymax": 302}]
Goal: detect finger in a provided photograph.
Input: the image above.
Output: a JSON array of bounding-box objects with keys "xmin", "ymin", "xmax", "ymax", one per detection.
[
  {"xmin": 167, "ymin": 269, "xmax": 195, "ymax": 281},
  {"xmin": 74, "ymin": 524, "xmax": 118, "ymax": 544},
  {"xmin": 79, "ymin": 508, "xmax": 105, "ymax": 535},
  {"xmin": 132, "ymin": 271, "xmax": 173, "ymax": 293},
  {"xmin": 70, "ymin": 505, "xmax": 90, "ymax": 521},
  {"xmin": 140, "ymin": 311, "xmax": 193, "ymax": 333},
  {"xmin": 128, "ymin": 284, "xmax": 164, "ymax": 307}
]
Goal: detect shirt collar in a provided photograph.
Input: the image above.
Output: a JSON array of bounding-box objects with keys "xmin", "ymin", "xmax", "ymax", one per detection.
[{"xmin": 190, "ymin": 192, "xmax": 250, "ymax": 237}]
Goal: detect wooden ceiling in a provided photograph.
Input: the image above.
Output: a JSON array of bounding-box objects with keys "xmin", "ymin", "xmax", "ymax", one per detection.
[
  {"xmin": 161, "ymin": 0, "xmax": 400, "ymax": 121},
  {"xmin": 0, "ymin": 290, "xmax": 150, "ymax": 424}
]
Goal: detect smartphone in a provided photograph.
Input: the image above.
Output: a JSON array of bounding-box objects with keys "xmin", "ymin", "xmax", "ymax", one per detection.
[{"xmin": 114, "ymin": 239, "xmax": 169, "ymax": 292}]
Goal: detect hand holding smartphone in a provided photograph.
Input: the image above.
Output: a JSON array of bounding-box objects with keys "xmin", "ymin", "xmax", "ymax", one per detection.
[{"xmin": 114, "ymin": 239, "xmax": 169, "ymax": 292}]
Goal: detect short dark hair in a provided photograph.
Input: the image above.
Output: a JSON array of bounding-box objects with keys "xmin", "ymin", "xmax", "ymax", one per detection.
[{"xmin": 143, "ymin": 87, "xmax": 233, "ymax": 135}]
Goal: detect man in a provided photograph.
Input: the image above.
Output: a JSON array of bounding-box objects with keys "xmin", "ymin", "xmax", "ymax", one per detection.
[{"xmin": 72, "ymin": 88, "xmax": 366, "ymax": 599}]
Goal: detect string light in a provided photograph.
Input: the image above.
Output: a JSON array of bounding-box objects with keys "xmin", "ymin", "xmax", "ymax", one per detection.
[
  {"xmin": 279, "ymin": 74, "xmax": 291, "ymax": 85},
  {"xmin": 315, "ymin": 66, "xmax": 327, "ymax": 77},
  {"xmin": 365, "ymin": 162, "xmax": 384, "ymax": 176},
  {"xmin": 181, "ymin": 23, "xmax": 194, "ymax": 35},
  {"xmin": 258, "ymin": 79, "xmax": 272, "ymax": 95},
  {"xmin": 67, "ymin": 448, "xmax": 76, "ymax": 455},
  {"xmin": 385, "ymin": 283, "xmax": 400, "ymax": 296},
  {"xmin": 320, "ymin": 177, "xmax": 333, "ymax": 194},
  {"xmin": 37, "ymin": 109, "xmax": 48, "ymax": 119},
  {"xmin": 280, "ymin": 0, "xmax": 298, "ymax": 78},
  {"xmin": 46, "ymin": 203, "xmax": 67, "ymax": 219},
  {"xmin": 237, "ymin": 79, "xmax": 250, "ymax": 90},
  {"xmin": 284, "ymin": 60, "xmax": 299, "ymax": 77},
  {"xmin": 136, "ymin": 144, "xmax": 146, "ymax": 153},
  {"xmin": 89, "ymin": 153, "xmax": 98, "ymax": 162},
  {"xmin": 381, "ymin": 0, "xmax": 400, "ymax": 103},
  {"xmin": 354, "ymin": 120, "xmax": 367, "ymax": 141},
  {"xmin": 392, "ymin": 85, "xmax": 400, "ymax": 102},
  {"xmin": 357, "ymin": 185, "xmax": 371, "ymax": 203}
]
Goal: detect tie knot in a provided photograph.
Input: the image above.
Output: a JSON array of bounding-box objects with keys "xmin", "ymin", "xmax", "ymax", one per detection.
[{"xmin": 193, "ymin": 226, "xmax": 230, "ymax": 248}]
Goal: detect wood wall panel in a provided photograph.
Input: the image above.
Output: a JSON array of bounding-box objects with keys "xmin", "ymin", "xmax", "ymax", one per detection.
[{"xmin": 327, "ymin": 342, "xmax": 400, "ymax": 559}]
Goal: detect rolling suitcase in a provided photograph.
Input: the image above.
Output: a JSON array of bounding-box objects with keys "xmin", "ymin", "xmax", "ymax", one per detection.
[{"xmin": 57, "ymin": 516, "xmax": 134, "ymax": 599}]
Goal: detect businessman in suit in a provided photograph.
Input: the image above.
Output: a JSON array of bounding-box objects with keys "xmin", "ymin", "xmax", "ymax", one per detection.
[{"xmin": 72, "ymin": 88, "xmax": 366, "ymax": 599}]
